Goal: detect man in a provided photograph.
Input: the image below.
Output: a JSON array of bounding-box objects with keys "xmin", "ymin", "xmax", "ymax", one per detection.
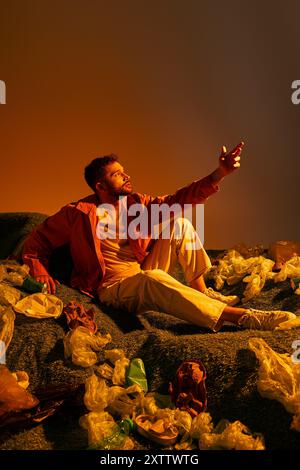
[{"xmin": 22, "ymin": 143, "xmax": 296, "ymax": 331}]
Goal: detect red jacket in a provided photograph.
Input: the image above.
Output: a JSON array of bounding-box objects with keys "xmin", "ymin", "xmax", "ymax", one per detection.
[{"xmin": 22, "ymin": 175, "xmax": 219, "ymax": 296}]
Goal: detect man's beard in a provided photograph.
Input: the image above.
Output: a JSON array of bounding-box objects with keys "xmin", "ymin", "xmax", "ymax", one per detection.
[{"xmin": 119, "ymin": 181, "xmax": 133, "ymax": 195}]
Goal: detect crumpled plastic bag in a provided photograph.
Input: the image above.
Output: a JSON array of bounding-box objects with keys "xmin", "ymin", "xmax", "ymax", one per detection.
[
  {"xmin": 0, "ymin": 365, "xmax": 39, "ymax": 415},
  {"xmin": 80, "ymin": 410, "xmax": 134, "ymax": 449},
  {"xmin": 107, "ymin": 384, "xmax": 144, "ymax": 417},
  {"xmin": 243, "ymin": 258, "xmax": 275, "ymax": 302},
  {"xmin": 104, "ymin": 349, "xmax": 130, "ymax": 385},
  {"xmin": 14, "ymin": 293, "xmax": 63, "ymax": 318},
  {"xmin": 249, "ymin": 337, "xmax": 300, "ymax": 431},
  {"xmin": 199, "ymin": 418, "xmax": 265, "ymax": 450},
  {"xmin": 0, "ymin": 307, "xmax": 15, "ymax": 354},
  {"xmin": 0, "ymin": 283, "xmax": 21, "ymax": 306},
  {"xmin": 83, "ymin": 373, "xmax": 143, "ymax": 417},
  {"xmin": 132, "ymin": 392, "xmax": 173, "ymax": 419},
  {"xmin": 97, "ymin": 363, "xmax": 114, "ymax": 380},
  {"xmin": 190, "ymin": 412, "xmax": 214, "ymax": 439},
  {"xmin": 84, "ymin": 374, "xmax": 110, "ymax": 411},
  {"xmin": 79, "ymin": 410, "xmax": 117, "ymax": 445},
  {"xmin": 156, "ymin": 408, "xmax": 192, "ymax": 435},
  {"xmin": 0, "ymin": 262, "xmax": 29, "ymax": 286},
  {"xmin": 64, "ymin": 326, "xmax": 111, "ymax": 367},
  {"xmin": 125, "ymin": 358, "xmax": 148, "ymax": 392}
]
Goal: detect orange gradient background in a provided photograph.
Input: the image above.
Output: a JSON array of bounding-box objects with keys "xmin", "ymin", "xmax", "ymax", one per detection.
[{"xmin": 0, "ymin": 0, "xmax": 299, "ymax": 248}]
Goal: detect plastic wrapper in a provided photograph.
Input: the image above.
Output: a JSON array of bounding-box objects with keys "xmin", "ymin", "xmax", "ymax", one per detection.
[
  {"xmin": 90, "ymin": 423, "xmax": 135, "ymax": 450},
  {"xmin": 112, "ymin": 357, "xmax": 130, "ymax": 386},
  {"xmin": 125, "ymin": 358, "xmax": 148, "ymax": 392},
  {"xmin": 0, "ymin": 307, "xmax": 15, "ymax": 353},
  {"xmin": 79, "ymin": 410, "xmax": 117, "ymax": 446},
  {"xmin": 199, "ymin": 419, "xmax": 265, "ymax": 450},
  {"xmin": 0, "ymin": 365, "xmax": 39, "ymax": 415},
  {"xmin": 248, "ymin": 337, "xmax": 300, "ymax": 430},
  {"xmin": 243, "ymin": 258, "xmax": 275, "ymax": 302},
  {"xmin": 107, "ymin": 384, "xmax": 143, "ymax": 418},
  {"xmin": 14, "ymin": 293, "xmax": 63, "ymax": 319},
  {"xmin": 0, "ymin": 262, "xmax": 29, "ymax": 284},
  {"xmin": 83, "ymin": 371, "xmax": 143, "ymax": 418},
  {"xmin": 101, "ymin": 349, "xmax": 130, "ymax": 385},
  {"xmin": 190, "ymin": 412, "xmax": 214, "ymax": 439},
  {"xmin": 104, "ymin": 349, "xmax": 126, "ymax": 364},
  {"xmin": 157, "ymin": 408, "xmax": 192, "ymax": 435},
  {"xmin": 64, "ymin": 326, "xmax": 111, "ymax": 367},
  {"xmin": 83, "ymin": 374, "xmax": 109, "ymax": 411},
  {"xmin": 97, "ymin": 363, "xmax": 114, "ymax": 380},
  {"xmin": 0, "ymin": 283, "xmax": 21, "ymax": 306},
  {"xmin": 175, "ymin": 435, "xmax": 197, "ymax": 450},
  {"xmin": 133, "ymin": 393, "xmax": 158, "ymax": 417}
]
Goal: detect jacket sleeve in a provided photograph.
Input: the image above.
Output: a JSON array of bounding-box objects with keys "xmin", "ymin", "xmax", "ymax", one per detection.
[
  {"xmin": 22, "ymin": 204, "xmax": 74, "ymax": 278},
  {"xmin": 139, "ymin": 174, "xmax": 220, "ymax": 208}
]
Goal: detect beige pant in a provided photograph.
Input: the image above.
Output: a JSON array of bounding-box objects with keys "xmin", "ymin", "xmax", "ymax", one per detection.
[{"xmin": 98, "ymin": 217, "xmax": 226, "ymax": 331}]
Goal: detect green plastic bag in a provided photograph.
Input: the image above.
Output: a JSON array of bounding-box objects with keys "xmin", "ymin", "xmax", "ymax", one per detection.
[{"xmin": 125, "ymin": 358, "xmax": 148, "ymax": 393}]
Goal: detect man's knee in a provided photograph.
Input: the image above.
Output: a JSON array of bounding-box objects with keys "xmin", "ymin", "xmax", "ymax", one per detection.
[
  {"xmin": 173, "ymin": 217, "xmax": 194, "ymax": 238},
  {"xmin": 142, "ymin": 268, "xmax": 166, "ymax": 282}
]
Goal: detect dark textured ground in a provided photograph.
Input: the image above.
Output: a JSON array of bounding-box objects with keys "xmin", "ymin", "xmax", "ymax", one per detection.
[{"xmin": 1, "ymin": 213, "xmax": 300, "ymax": 450}]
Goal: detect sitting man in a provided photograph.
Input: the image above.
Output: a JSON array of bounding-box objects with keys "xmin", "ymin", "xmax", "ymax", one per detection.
[{"xmin": 22, "ymin": 142, "xmax": 296, "ymax": 331}]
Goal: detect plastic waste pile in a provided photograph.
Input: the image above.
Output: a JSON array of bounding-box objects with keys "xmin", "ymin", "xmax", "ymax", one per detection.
[
  {"xmin": 77, "ymin": 348, "xmax": 264, "ymax": 450},
  {"xmin": 205, "ymin": 249, "xmax": 300, "ymax": 301}
]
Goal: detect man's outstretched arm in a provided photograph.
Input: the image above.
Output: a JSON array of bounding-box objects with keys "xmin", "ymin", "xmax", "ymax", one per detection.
[
  {"xmin": 22, "ymin": 204, "xmax": 74, "ymax": 294},
  {"xmin": 142, "ymin": 142, "xmax": 244, "ymax": 207}
]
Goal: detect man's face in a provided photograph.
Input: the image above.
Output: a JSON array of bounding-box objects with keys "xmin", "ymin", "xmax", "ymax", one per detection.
[{"xmin": 98, "ymin": 161, "xmax": 133, "ymax": 196}]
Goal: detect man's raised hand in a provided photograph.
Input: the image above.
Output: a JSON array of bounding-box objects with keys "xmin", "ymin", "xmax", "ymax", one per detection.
[{"xmin": 219, "ymin": 141, "xmax": 245, "ymax": 176}]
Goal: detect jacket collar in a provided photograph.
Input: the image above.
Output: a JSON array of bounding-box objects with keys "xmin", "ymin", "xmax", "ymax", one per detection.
[{"xmin": 75, "ymin": 193, "xmax": 138, "ymax": 215}]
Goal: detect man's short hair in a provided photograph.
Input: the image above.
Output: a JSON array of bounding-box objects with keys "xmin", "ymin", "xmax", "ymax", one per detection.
[{"xmin": 84, "ymin": 154, "xmax": 118, "ymax": 191}]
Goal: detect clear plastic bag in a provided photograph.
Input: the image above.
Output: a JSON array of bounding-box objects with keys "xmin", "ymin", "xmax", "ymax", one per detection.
[
  {"xmin": 14, "ymin": 293, "xmax": 63, "ymax": 318},
  {"xmin": 0, "ymin": 283, "xmax": 21, "ymax": 306},
  {"xmin": 199, "ymin": 419, "xmax": 265, "ymax": 450},
  {"xmin": 249, "ymin": 337, "xmax": 300, "ymax": 431},
  {"xmin": 64, "ymin": 326, "xmax": 111, "ymax": 368}
]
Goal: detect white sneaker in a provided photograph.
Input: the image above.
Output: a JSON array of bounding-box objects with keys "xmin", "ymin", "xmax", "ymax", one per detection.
[
  {"xmin": 204, "ymin": 287, "xmax": 240, "ymax": 306},
  {"xmin": 238, "ymin": 308, "xmax": 296, "ymax": 331}
]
